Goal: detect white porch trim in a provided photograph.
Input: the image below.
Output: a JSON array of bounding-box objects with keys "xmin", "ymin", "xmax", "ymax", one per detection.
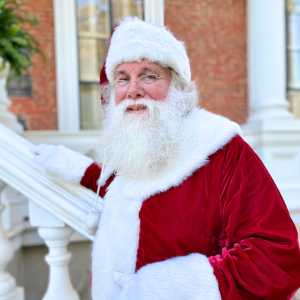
[{"xmin": 53, "ymin": 0, "xmax": 81, "ymax": 131}]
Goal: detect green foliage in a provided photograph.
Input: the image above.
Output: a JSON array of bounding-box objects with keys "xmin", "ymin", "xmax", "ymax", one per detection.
[{"xmin": 0, "ymin": 0, "xmax": 45, "ymax": 82}]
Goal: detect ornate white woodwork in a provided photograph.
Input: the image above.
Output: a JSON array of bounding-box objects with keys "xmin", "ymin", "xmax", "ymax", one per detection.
[
  {"xmin": 144, "ymin": 0, "xmax": 164, "ymax": 26},
  {"xmin": 0, "ymin": 59, "xmax": 23, "ymax": 133},
  {"xmin": 29, "ymin": 200, "xmax": 79, "ymax": 300},
  {"xmin": 0, "ymin": 181, "xmax": 24, "ymax": 300},
  {"xmin": 38, "ymin": 226, "xmax": 79, "ymax": 300},
  {"xmin": 242, "ymin": 0, "xmax": 300, "ymax": 222},
  {"xmin": 0, "ymin": 123, "xmax": 102, "ymax": 238}
]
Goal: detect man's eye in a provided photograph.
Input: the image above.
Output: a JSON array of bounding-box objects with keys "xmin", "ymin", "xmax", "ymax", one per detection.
[
  {"xmin": 145, "ymin": 75, "xmax": 156, "ymax": 80},
  {"xmin": 119, "ymin": 77, "xmax": 130, "ymax": 81}
]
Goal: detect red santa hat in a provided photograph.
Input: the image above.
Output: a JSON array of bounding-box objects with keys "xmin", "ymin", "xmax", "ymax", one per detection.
[{"xmin": 105, "ymin": 17, "xmax": 191, "ymax": 83}]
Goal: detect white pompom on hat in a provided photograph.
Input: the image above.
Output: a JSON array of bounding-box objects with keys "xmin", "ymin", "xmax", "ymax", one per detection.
[{"xmin": 105, "ymin": 17, "xmax": 191, "ymax": 83}]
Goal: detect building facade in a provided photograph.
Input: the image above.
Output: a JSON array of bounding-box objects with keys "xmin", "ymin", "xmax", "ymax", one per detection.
[{"xmin": 1, "ymin": 1, "xmax": 300, "ymax": 299}]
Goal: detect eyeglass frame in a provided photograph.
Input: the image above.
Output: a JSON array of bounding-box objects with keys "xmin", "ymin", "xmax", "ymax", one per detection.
[{"xmin": 109, "ymin": 74, "xmax": 162, "ymax": 89}]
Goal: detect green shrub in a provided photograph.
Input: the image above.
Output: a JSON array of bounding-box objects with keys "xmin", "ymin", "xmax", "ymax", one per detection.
[{"xmin": 0, "ymin": 0, "xmax": 45, "ymax": 83}]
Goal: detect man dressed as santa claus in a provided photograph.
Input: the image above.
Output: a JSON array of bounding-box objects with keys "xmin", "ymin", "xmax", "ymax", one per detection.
[{"xmin": 31, "ymin": 17, "xmax": 300, "ymax": 300}]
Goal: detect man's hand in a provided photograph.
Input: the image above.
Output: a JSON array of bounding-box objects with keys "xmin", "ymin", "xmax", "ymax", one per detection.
[
  {"xmin": 31, "ymin": 144, "xmax": 56, "ymax": 164},
  {"xmin": 114, "ymin": 272, "xmax": 137, "ymax": 300},
  {"xmin": 113, "ymin": 254, "xmax": 221, "ymax": 300},
  {"xmin": 30, "ymin": 144, "xmax": 93, "ymax": 184}
]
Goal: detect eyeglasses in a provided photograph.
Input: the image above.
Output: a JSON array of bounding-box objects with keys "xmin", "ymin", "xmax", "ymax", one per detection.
[{"xmin": 110, "ymin": 74, "xmax": 161, "ymax": 89}]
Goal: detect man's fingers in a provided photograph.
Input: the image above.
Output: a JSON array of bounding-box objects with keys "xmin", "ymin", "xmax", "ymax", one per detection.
[
  {"xmin": 30, "ymin": 145, "xmax": 43, "ymax": 155},
  {"xmin": 113, "ymin": 272, "xmax": 135, "ymax": 287},
  {"xmin": 30, "ymin": 144, "xmax": 48, "ymax": 155}
]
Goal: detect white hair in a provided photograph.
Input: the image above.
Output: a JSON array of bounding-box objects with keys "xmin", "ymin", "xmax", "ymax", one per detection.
[{"xmin": 97, "ymin": 72, "xmax": 198, "ymax": 181}]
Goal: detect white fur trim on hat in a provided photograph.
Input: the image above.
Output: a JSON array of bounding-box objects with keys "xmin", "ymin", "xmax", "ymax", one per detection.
[{"xmin": 106, "ymin": 17, "xmax": 191, "ymax": 82}]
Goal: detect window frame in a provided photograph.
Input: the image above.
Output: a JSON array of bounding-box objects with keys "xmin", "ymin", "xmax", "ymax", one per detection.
[{"xmin": 53, "ymin": 0, "xmax": 164, "ymax": 131}]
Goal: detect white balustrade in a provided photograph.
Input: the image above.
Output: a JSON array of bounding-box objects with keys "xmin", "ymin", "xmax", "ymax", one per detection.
[
  {"xmin": 29, "ymin": 200, "xmax": 80, "ymax": 300},
  {"xmin": 38, "ymin": 226, "xmax": 79, "ymax": 300},
  {"xmin": 0, "ymin": 181, "xmax": 24, "ymax": 300}
]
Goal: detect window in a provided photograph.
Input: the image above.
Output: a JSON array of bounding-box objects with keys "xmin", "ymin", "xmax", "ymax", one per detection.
[
  {"xmin": 7, "ymin": 75, "xmax": 31, "ymax": 97},
  {"xmin": 76, "ymin": 0, "xmax": 144, "ymax": 129},
  {"xmin": 287, "ymin": 0, "xmax": 300, "ymax": 118}
]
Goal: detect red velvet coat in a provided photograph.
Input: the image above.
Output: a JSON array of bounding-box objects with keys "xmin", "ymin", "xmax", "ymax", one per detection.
[{"xmin": 81, "ymin": 108, "xmax": 300, "ymax": 300}]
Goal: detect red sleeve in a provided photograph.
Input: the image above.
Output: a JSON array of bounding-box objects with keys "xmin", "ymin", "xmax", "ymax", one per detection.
[
  {"xmin": 80, "ymin": 162, "xmax": 114, "ymax": 198},
  {"xmin": 209, "ymin": 136, "xmax": 300, "ymax": 300}
]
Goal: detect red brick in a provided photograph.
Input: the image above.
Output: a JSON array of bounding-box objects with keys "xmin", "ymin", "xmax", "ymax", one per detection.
[
  {"xmin": 9, "ymin": 0, "xmax": 57, "ymax": 130},
  {"xmin": 165, "ymin": 0, "xmax": 248, "ymax": 124}
]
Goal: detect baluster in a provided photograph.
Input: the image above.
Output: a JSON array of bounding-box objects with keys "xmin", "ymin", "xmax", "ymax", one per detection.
[
  {"xmin": 29, "ymin": 201, "xmax": 79, "ymax": 300},
  {"xmin": 0, "ymin": 181, "xmax": 24, "ymax": 300}
]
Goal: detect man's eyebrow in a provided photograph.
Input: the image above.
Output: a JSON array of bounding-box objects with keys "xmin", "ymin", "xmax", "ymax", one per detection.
[
  {"xmin": 114, "ymin": 67, "xmax": 160, "ymax": 77},
  {"xmin": 114, "ymin": 70, "xmax": 127, "ymax": 76},
  {"xmin": 141, "ymin": 67, "xmax": 159, "ymax": 73}
]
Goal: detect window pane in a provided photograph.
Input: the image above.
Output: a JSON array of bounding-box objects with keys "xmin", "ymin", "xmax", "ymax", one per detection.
[
  {"xmin": 287, "ymin": 0, "xmax": 300, "ymax": 12},
  {"xmin": 77, "ymin": 0, "xmax": 144, "ymax": 129},
  {"xmin": 78, "ymin": 38, "xmax": 108, "ymax": 81},
  {"xmin": 8, "ymin": 75, "xmax": 31, "ymax": 97},
  {"xmin": 288, "ymin": 51, "xmax": 300, "ymax": 89},
  {"xmin": 288, "ymin": 14, "xmax": 300, "ymax": 49},
  {"xmin": 111, "ymin": 0, "xmax": 143, "ymax": 27},
  {"xmin": 95, "ymin": 0, "xmax": 110, "ymax": 36},
  {"xmin": 77, "ymin": 0, "xmax": 110, "ymax": 37},
  {"xmin": 80, "ymin": 83, "xmax": 103, "ymax": 129}
]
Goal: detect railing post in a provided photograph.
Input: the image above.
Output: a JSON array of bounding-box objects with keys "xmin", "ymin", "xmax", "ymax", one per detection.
[
  {"xmin": 29, "ymin": 200, "xmax": 80, "ymax": 300},
  {"xmin": 0, "ymin": 181, "xmax": 24, "ymax": 300},
  {"xmin": 38, "ymin": 226, "xmax": 79, "ymax": 300}
]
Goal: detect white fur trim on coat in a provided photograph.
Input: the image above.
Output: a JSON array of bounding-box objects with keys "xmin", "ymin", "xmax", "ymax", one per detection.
[
  {"xmin": 39, "ymin": 145, "xmax": 93, "ymax": 184},
  {"xmin": 117, "ymin": 108, "xmax": 242, "ymax": 200},
  {"xmin": 114, "ymin": 253, "xmax": 221, "ymax": 300},
  {"xmin": 106, "ymin": 17, "xmax": 191, "ymax": 82},
  {"xmin": 92, "ymin": 108, "xmax": 241, "ymax": 300}
]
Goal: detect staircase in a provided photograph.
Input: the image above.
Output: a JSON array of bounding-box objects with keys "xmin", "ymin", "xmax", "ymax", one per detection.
[{"xmin": 0, "ymin": 124, "xmax": 103, "ymax": 300}]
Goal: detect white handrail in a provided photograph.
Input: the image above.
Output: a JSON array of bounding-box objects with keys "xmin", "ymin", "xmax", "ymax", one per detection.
[{"xmin": 0, "ymin": 124, "xmax": 103, "ymax": 240}]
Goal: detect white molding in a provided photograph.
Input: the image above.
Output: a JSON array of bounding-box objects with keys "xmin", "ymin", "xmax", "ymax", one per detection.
[
  {"xmin": 0, "ymin": 123, "xmax": 104, "ymax": 240},
  {"xmin": 144, "ymin": 0, "xmax": 164, "ymax": 25},
  {"xmin": 53, "ymin": 0, "xmax": 80, "ymax": 131},
  {"xmin": 22, "ymin": 130, "xmax": 100, "ymax": 157}
]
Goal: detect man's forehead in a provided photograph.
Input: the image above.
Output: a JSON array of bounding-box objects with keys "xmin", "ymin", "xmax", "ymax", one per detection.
[{"xmin": 115, "ymin": 61, "xmax": 163, "ymax": 75}]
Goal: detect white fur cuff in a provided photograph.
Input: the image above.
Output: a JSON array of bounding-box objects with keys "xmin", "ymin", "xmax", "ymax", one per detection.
[
  {"xmin": 135, "ymin": 253, "xmax": 221, "ymax": 300},
  {"xmin": 43, "ymin": 145, "xmax": 94, "ymax": 184}
]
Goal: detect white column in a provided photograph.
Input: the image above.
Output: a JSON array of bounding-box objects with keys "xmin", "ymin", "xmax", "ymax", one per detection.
[
  {"xmin": 53, "ymin": 0, "xmax": 80, "ymax": 131},
  {"xmin": 144, "ymin": 0, "xmax": 164, "ymax": 26},
  {"xmin": 247, "ymin": 0, "xmax": 292, "ymax": 121},
  {"xmin": 242, "ymin": 0, "xmax": 300, "ymax": 222},
  {"xmin": 0, "ymin": 181, "xmax": 24, "ymax": 300},
  {"xmin": 0, "ymin": 59, "xmax": 23, "ymax": 133},
  {"xmin": 29, "ymin": 201, "xmax": 79, "ymax": 300}
]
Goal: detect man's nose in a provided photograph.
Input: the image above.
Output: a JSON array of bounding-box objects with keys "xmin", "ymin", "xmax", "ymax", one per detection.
[{"xmin": 126, "ymin": 81, "xmax": 145, "ymax": 99}]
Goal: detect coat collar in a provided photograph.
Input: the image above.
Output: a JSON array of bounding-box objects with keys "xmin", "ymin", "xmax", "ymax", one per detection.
[{"xmin": 105, "ymin": 108, "xmax": 242, "ymax": 201}]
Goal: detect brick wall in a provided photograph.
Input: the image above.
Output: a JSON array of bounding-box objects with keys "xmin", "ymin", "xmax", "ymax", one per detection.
[
  {"xmin": 165, "ymin": 0, "xmax": 248, "ymax": 124},
  {"xmin": 8, "ymin": 0, "xmax": 247, "ymax": 130},
  {"xmin": 9, "ymin": 0, "xmax": 57, "ymax": 130}
]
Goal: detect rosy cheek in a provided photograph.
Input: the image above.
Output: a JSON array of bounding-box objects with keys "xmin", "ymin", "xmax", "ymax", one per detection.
[{"xmin": 115, "ymin": 90, "xmax": 125, "ymax": 105}]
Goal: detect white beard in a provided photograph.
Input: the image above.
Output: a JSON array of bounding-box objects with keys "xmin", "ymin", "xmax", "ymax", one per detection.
[{"xmin": 98, "ymin": 83, "xmax": 197, "ymax": 181}]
